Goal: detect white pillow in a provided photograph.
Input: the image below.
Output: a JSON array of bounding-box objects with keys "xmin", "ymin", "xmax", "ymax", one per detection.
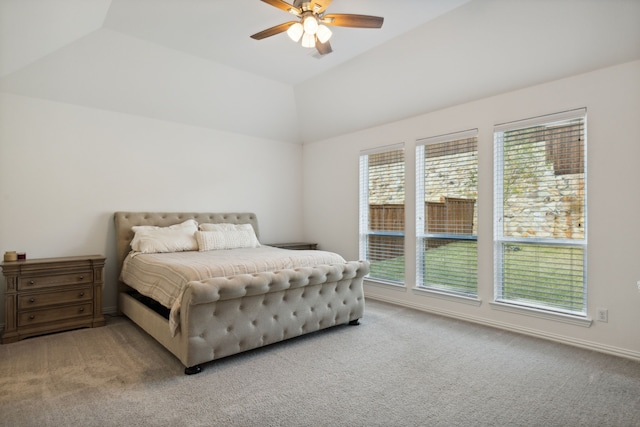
[
  {"xmin": 195, "ymin": 227, "xmax": 260, "ymax": 251},
  {"xmin": 199, "ymin": 222, "xmax": 238, "ymax": 231},
  {"xmin": 131, "ymin": 219, "xmax": 198, "ymax": 253}
]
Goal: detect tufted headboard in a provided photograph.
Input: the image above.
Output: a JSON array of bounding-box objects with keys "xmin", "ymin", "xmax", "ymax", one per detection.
[{"xmin": 113, "ymin": 212, "xmax": 259, "ymax": 276}]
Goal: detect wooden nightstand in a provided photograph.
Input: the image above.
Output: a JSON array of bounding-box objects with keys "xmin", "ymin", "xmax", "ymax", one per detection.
[
  {"xmin": 1, "ymin": 255, "xmax": 106, "ymax": 343},
  {"xmin": 266, "ymin": 242, "xmax": 318, "ymax": 250}
]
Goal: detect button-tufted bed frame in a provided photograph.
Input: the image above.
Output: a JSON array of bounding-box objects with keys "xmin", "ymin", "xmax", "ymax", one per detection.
[{"xmin": 114, "ymin": 212, "xmax": 369, "ymax": 374}]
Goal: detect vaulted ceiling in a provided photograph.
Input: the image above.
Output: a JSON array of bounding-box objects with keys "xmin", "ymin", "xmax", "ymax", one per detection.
[{"xmin": 1, "ymin": 0, "xmax": 639, "ymax": 143}]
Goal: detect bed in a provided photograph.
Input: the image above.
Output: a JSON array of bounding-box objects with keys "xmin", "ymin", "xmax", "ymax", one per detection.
[{"xmin": 114, "ymin": 212, "xmax": 369, "ymax": 374}]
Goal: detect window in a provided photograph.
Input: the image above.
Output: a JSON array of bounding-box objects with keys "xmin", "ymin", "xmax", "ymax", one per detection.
[
  {"xmin": 416, "ymin": 131, "xmax": 478, "ymax": 295},
  {"xmin": 359, "ymin": 145, "xmax": 405, "ymax": 284},
  {"xmin": 494, "ymin": 109, "xmax": 587, "ymax": 316}
]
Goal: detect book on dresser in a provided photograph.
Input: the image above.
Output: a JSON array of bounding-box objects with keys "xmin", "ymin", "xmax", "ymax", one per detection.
[{"xmin": 1, "ymin": 255, "xmax": 106, "ymax": 343}]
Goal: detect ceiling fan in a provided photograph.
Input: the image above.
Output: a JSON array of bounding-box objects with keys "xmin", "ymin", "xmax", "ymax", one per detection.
[{"xmin": 250, "ymin": 0, "xmax": 384, "ymax": 56}]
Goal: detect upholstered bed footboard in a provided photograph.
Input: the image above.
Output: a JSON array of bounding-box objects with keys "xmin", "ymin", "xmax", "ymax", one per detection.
[
  {"xmin": 118, "ymin": 260, "xmax": 369, "ymax": 371},
  {"xmin": 180, "ymin": 260, "xmax": 369, "ymax": 369}
]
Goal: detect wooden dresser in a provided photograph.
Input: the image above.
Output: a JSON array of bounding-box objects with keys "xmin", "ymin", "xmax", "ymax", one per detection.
[{"xmin": 1, "ymin": 255, "xmax": 105, "ymax": 343}]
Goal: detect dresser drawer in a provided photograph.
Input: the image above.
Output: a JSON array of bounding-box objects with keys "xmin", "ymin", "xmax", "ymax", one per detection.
[
  {"xmin": 18, "ymin": 303, "xmax": 93, "ymax": 327},
  {"xmin": 17, "ymin": 286, "xmax": 93, "ymax": 310},
  {"xmin": 18, "ymin": 271, "xmax": 92, "ymax": 290}
]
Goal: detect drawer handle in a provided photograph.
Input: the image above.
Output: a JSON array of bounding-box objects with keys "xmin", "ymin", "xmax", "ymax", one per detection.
[
  {"xmin": 78, "ymin": 275, "xmax": 84, "ymax": 280},
  {"xmin": 28, "ymin": 280, "xmax": 35, "ymax": 285},
  {"xmin": 29, "ymin": 315, "xmax": 35, "ymax": 320},
  {"xmin": 29, "ymin": 298, "xmax": 35, "ymax": 303},
  {"xmin": 79, "ymin": 292, "xmax": 85, "ymax": 297}
]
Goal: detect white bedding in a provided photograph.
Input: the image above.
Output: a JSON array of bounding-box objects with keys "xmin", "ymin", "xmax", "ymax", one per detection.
[{"xmin": 120, "ymin": 246, "xmax": 346, "ymax": 335}]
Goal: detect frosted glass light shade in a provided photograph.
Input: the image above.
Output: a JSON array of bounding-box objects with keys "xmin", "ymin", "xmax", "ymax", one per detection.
[
  {"xmin": 287, "ymin": 22, "xmax": 303, "ymax": 42},
  {"xmin": 316, "ymin": 25, "xmax": 332, "ymax": 43},
  {"xmin": 301, "ymin": 32, "xmax": 315, "ymax": 48},
  {"xmin": 303, "ymin": 15, "xmax": 318, "ymax": 35}
]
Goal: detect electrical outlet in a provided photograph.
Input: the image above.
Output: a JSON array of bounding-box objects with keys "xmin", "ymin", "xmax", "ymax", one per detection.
[
  {"xmin": 637, "ymin": 280, "xmax": 640, "ymax": 292},
  {"xmin": 596, "ymin": 308, "xmax": 608, "ymax": 323}
]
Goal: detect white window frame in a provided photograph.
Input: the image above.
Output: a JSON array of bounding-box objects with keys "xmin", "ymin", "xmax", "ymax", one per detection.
[
  {"xmin": 493, "ymin": 108, "xmax": 588, "ymax": 320},
  {"xmin": 359, "ymin": 143, "xmax": 405, "ymax": 286},
  {"xmin": 415, "ymin": 130, "xmax": 478, "ymax": 297}
]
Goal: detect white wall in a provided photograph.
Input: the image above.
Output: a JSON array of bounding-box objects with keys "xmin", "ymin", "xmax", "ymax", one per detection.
[
  {"xmin": 0, "ymin": 93, "xmax": 304, "ymax": 316},
  {"xmin": 302, "ymin": 60, "xmax": 640, "ymax": 360}
]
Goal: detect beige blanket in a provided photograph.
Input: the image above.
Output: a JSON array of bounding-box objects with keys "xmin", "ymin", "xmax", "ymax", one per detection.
[{"xmin": 120, "ymin": 246, "xmax": 346, "ymax": 335}]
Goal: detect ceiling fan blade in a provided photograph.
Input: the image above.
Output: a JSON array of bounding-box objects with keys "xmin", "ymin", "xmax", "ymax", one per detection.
[
  {"xmin": 250, "ymin": 21, "xmax": 297, "ymax": 40},
  {"xmin": 322, "ymin": 14, "xmax": 384, "ymax": 28},
  {"xmin": 315, "ymin": 39, "xmax": 333, "ymax": 55},
  {"xmin": 260, "ymin": 0, "xmax": 301, "ymax": 16}
]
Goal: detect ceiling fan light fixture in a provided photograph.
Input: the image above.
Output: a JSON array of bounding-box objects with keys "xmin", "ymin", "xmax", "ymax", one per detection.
[
  {"xmin": 251, "ymin": 1, "xmax": 384, "ymax": 56},
  {"xmin": 316, "ymin": 24, "xmax": 332, "ymax": 43},
  {"xmin": 287, "ymin": 22, "xmax": 304, "ymax": 42},
  {"xmin": 301, "ymin": 32, "xmax": 316, "ymax": 48},
  {"xmin": 302, "ymin": 14, "xmax": 318, "ymax": 35}
]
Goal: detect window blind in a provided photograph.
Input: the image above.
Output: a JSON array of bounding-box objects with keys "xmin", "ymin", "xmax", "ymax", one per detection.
[
  {"xmin": 359, "ymin": 145, "xmax": 405, "ymax": 284},
  {"xmin": 494, "ymin": 109, "xmax": 587, "ymax": 315},
  {"xmin": 416, "ymin": 130, "xmax": 478, "ymax": 295}
]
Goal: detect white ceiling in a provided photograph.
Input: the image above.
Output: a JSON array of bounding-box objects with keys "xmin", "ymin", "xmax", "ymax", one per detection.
[
  {"xmin": 103, "ymin": 0, "xmax": 473, "ymax": 86},
  {"xmin": 1, "ymin": 0, "xmax": 471, "ymax": 84},
  {"xmin": 1, "ymin": 0, "xmax": 639, "ymax": 143}
]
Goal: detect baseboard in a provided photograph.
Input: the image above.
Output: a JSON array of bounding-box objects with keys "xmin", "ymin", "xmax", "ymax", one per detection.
[
  {"xmin": 365, "ymin": 294, "xmax": 640, "ymax": 363},
  {"xmin": 103, "ymin": 305, "xmax": 119, "ymax": 315},
  {"xmin": 5, "ymin": 298, "xmax": 638, "ymax": 362}
]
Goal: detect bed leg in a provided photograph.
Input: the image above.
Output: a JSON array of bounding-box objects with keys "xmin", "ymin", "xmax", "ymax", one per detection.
[
  {"xmin": 184, "ymin": 365, "xmax": 202, "ymax": 375},
  {"xmin": 349, "ymin": 319, "xmax": 360, "ymax": 326}
]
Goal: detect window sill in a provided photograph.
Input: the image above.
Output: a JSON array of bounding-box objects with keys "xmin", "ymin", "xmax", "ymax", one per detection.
[
  {"xmin": 412, "ymin": 287, "xmax": 482, "ymax": 306},
  {"xmin": 364, "ymin": 278, "xmax": 407, "ymax": 291},
  {"xmin": 489, "ymin": 301, "xmax": 592, "ymax": 327}
]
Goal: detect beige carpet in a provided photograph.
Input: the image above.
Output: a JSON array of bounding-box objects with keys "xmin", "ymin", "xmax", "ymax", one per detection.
[{"xmin": 1, "ymin": 300, "xmax": 639, "ymax": 427}]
